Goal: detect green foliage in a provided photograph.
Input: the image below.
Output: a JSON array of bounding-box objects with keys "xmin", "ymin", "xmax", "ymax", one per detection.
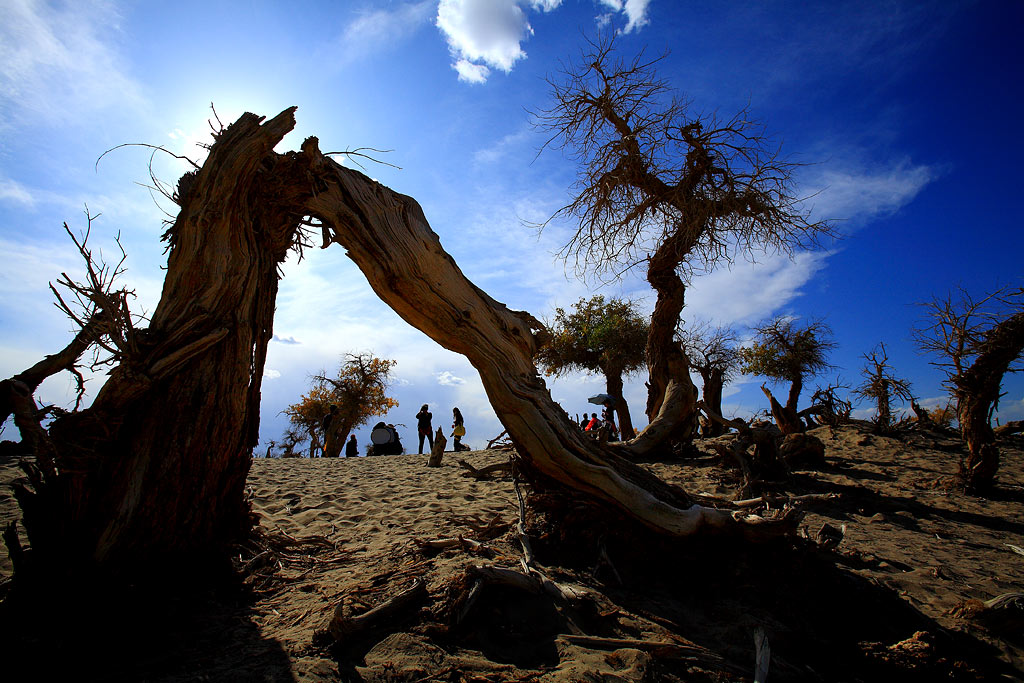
[
  {"xmin": 284, "ymin": 352, "xmax": 398, "ymax": 452},
  {"xmin": 535, "ymin": 296, "xmax": 648, "ymax": 378},
  {"xmin": 740, "ymin": 317, "xmax": 836, "ymax": 385}
]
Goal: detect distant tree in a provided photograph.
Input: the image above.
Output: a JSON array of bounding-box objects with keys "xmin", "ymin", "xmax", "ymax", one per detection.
[
  {"xmin": 809, "ymin": 379, "xmax": 853, "ymax": 427},
  {"xmin": 676, "ymin": 321, "xmax": 741, "ymax": 436},
  {"xmin": 852, "ymin": 343, "xmax": 914, "ymax": 433},
  {"xmin": 913, "ymin": 285, "xmax": 1024, "ymax": 492},
  {"xmin": 536, "ymin": 296, "xmax": 647, "ymax": 439},
  {"xmin": 533, "ymin": 34, "xmax": 832, "ymax": 452},
  {"xmin": 285, "ymin": 353, "xmax": 398, "ymax": 458},
  {"xmin": 741, "ymin": 317, "xmax": 836, "ymax": 434}
]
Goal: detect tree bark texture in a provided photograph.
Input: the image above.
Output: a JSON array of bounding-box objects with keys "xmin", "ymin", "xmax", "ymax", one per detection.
[
  {"xmin": 17, "ymin": 109, "xmax": 309, "ymax": 575},
  {"xmin": 700, "ymin": 369, "xmax": 726, "ymax": 437},
  {"xmin": 13, "ymin": 110, "xmax": 795, "ymax": 579},
  {"xmin": 955, "ymin": 310, "xmax": 1024, "ymax": 491},
  {"xmin": 602, "ymin": 366, "xmax": 635, "ymax": 439}
]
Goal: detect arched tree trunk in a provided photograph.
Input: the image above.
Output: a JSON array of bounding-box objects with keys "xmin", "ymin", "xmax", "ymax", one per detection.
[
  {"xmin": 11, "ymin": 109, "xmax": 307, "ymax": 576},
  {"xmin": 954, "ymin": 310, "xmax": 1024, "ymax": 492},
  {"xmin": 10, "ymin": 110, "xmax": 796, "ymax": 582}
]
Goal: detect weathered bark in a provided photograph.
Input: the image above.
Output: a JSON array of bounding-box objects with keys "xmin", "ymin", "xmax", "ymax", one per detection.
[
  {"xmin": 699, "ymin": 368, "xmax": 726, "ymax": 437},
  {"xmin": 602, "ymin": 366, "xmax": 635, "ymax": 439},
  {"xmin": 955, "ymin": 309, "xmax": 1024, "ymax": 491},
  {"xmin": 11, "ymin": 109, "xmax": 796, "ymax": 582},
  {"xmin": 762, "ymin": 385, "xmax": 803, "ymax": 435},
  {"xmin": 14, "ymin": 109, "xmax": 308, "ymax": 576},
  {"xmin": 293, "ymin": 132, "xmax": 787, "ymax": 538}
]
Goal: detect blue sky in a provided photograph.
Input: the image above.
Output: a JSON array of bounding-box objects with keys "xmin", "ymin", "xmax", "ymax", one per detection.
[{"xmin": 1, "ymin": 0, "xmax": 1021, "ymax": 453}]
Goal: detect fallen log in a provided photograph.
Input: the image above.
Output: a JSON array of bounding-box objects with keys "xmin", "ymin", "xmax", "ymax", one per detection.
[
  {"xmin": 329, "ymin": 578, "xmax": 429, "ymax": 643},
  {"xmin": 457, "ymin": 459, "xmax": 512, "ymax": 479}
]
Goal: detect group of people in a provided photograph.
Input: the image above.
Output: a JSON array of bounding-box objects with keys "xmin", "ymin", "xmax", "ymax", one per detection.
[
  {"xmin": 580, "ymin": 404, "xmax": 619, "ymax": 439},
  {"xmin": 416, "ymin": 404, "xmax": 470, "ymax": 454}
]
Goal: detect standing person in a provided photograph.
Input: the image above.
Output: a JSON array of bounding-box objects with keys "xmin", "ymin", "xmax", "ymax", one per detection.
[
  {"xmin": 451, "ymin": 407, "xmax": 466, "ymax": 452},
  {"xmin": 416, "ymin": 404, "xmax": 433, "ymax": 454},
  {"xmin": 321, "ymin": 404, "xmax": 339, "ymax": 457},
  {"xmin": 585, "ymin": 413, "xmax": 599, "ymax": 431},
  {"xmin": 345, "ymin": 434, "xmax": 358, "ymax": 458}
]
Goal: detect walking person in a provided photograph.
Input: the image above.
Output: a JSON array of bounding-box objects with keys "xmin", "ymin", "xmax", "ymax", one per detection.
[
  {"xmin": 451, "ymin": 407, "xmax": 466, "ymax": 452},
  {"xmin": 416, "ymin": 404, "xmax": 434, "ymax": 454}
]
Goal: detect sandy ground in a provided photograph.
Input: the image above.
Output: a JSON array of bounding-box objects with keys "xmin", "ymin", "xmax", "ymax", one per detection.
[{"xmin": 1, "ymin": 423, "xmax": 1022, "ymax": 681}]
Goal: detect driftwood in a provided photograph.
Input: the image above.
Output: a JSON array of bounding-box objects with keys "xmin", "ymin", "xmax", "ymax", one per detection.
[
  {"xmin": 730, "ymin": 492, "xmax": 839, "ymax": 509},
  {"xmin": 486, "ymin": 430, "xmax": 510, "ymax": 449},
  {"xmin": 457, "ymin": 459, "xmax": 512, "ymax": 479},
  {"xmin": 329, "ymin": 578, "xmax": 429, "ymax": 642},
  {"xmin": 994, "ymin": 420, "xmax": 1024, "ymax": 437},
  {"xmin": 413, "ymin": 537, "xmax": 493, "ymax": 557},
  {"xmin": 427, "ymin": 427, "xmax": 446, "ymax": 467},
  {"xmin": 556, "ymin": 635, "xmax": 747, "ymax": 676}
]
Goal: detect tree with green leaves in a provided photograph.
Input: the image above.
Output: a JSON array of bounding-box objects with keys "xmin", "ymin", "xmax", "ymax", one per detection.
[
  {"xmin": 285, "ymin": 352, "xmax": 398, "ymax": 457},
  {"xmin": 913, "ymin": 285, "xmax": 1024, "ymax": 492},
  {"xmin": 741, "ymin": 317, "xmax": 836, "ymax": 434},
  {"xmin": 852, "ymin": 343, "xmax": 913, "ymax": 434},
  {"xmin": 536, "ymin": 296, "xmax": 647, "ymax": 439},
  {"xmin": 677, "ymin": 321, "xmax": 742, "ymax": 437},
  {"xmin": 533, "ymin": 34, "xmax": 832, "ymax": 451}
]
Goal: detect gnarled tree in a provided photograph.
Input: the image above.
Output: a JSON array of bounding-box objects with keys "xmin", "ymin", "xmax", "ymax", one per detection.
[
  {"xmin": 535, "ymin": 296, "xmax": 647, "ymax": 439},
  {"xmin": 6, "ymin": 108, "xmax": 799, "ymax": 584},
  {"xmin": 741, "ymin": 317, "xmax": 836, "ymax": 434},
  {"xmin": 677, "ymin": 321, "xmax": 742, "ymax": 437},
  {"xmin": 285, "ymin": 353, "xmax": 397, "ymax": 458},
  {"xmin": 852, "ymin": 342, "xmax": 913, "ymax": 434},
  {"xmin": 913, "ymin": 285, "xmax": 1024, "ymax": 492},
  {"xmin": 532, "ymin": 35, "xmax": 832, "ymax": 452}
]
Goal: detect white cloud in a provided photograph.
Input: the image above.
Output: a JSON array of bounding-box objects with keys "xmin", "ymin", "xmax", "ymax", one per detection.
[
  {"xmin": 595, "ymin": 0, "xmax": 651, "ymax": 33},
  {"xmin": 436, "ymin": 371, "xmax": 467, "ymax": 386},
  {"xmin": 455, "ymin": 58, "xmax": 491, "ymax": 84},
  {"xmin": 436, "ymin": 0, "xmax": 562, "ymax": 82},
  {"xmin": 0, "ymin": 0, "xmax": 147, "ymax": 127},
  {"xmin": 805, "ymin": 159, "xmax": 939, "ymax": 223},
  {"xmin": 328, "ymin": 1, "xmax": 434, "ymax": 68},
  {"xmin": 263, "ymin": 369, "xmax": 281, "ymax": 380},
  {"xmin": 0, "ymin": 179, "xmax": 36, "ymax": 207}
]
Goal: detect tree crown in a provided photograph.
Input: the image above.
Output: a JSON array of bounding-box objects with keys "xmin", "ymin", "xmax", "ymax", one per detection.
[
  {"xmin": 532, "ymin": 33, "xmax": 833, "ymax": 281},
  {"xmin": 536, "ymin": 295, "xmax": 648, "ymax": 378},
  {"xmin": 676, "ymin": 320, "xmax": 741, "ymax": 382},
  {"xmin": 285, "ymin": 352, "xmax": 398, "ymax": 442},
  {"xmin": 740, "ymin": 317, "xmax": 835, "ymax": 384}
]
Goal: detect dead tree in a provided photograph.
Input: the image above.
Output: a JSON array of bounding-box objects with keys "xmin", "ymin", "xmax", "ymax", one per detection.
[
  {"xmin": 4, "ymin": 110, "xmax": 308, "ymax": 578},
  {"xmin": 914, "ymin": 285, "xmax": 1024, "ymax": 492},
  {"xmin": 677, "ymin": 321, "xmax": 741, "ymax": 437},
  {"xmin": 852, "ymin": 343, "xmax": 914, "ymax": 434},
  {"xmin": 531, "ymin": 35, "xmax": 833, "ymax": 453},
  {"xmin": 6, "ymin": 109, "xmax": 801, "ymax": 584}
]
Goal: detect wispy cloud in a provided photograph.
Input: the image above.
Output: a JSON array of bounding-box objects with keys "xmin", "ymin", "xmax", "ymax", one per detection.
[
  {"xmin": 327, "ymin": 1, "xmax": 434, "ymax": 68},
  {"xmin": 436, "ymin": 0, "xmax": 563, "ymax": 83},
  {"xmin": 805, "ymin": 159, "xmax": 940, "ymax": 224},
  {"xmin": 0, "ymin": 0, "xmax": 147, "ymax": 128},
  {"xmin": 0, "ymin": 179, "xmax": 36, "ymax": 207},
  {"xmin": 272, "ymin": 335, "xmax": 301, "ymax": 345},
  {"xmin": 596, "ymin": 0, "xmax": 652, "ymax": 33}
]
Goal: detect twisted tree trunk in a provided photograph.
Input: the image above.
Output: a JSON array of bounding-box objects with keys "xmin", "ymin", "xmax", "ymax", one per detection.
[
  {"xmin": 12, "ymin": 109, "xmax": 307, "ymax": 576},
  {"xmin": 11, "ymin": 109, "xmax": 796, "ymax": 582},
  {"xmin": 955, "ymin": 310, "xmax": 1024, "ymax": 492}
]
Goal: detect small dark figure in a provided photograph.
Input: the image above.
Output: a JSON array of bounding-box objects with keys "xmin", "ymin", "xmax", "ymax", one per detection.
[
  {"xmin": 579, "ymin": 414, "xmax": 589, "ymax": 429},
  {"xmin": 451, "ymin": 406, "xmax": 469, "ymax": 452},
  {"xmin": 416, "ymin": 404, "xmax": 434, "ymax": 454},
  {"xmin": 345, "ymin": 434, "xmax": 358, "ymax": 458}
]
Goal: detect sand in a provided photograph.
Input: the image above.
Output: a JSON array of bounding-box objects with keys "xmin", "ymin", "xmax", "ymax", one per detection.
[{"xmin": 1, "ymin": 423, "xmax": 1022, "ymax": 681}]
